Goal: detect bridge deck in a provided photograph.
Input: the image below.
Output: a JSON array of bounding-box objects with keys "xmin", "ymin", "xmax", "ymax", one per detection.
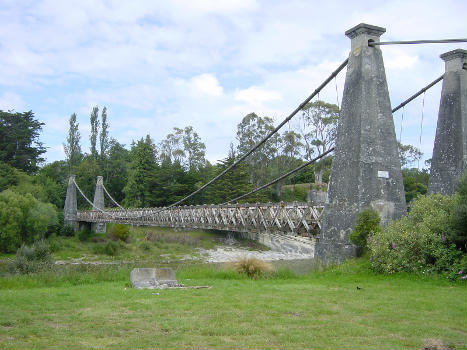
[{"xmin": 77, "ymin": 202, "xmax": 323, "ymax": 236}]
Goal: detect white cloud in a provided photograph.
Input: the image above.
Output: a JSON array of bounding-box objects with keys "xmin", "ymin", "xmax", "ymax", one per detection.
[
  {"xmin": 384, "ymin": 49, "xmax": 419, "ymax": 70},
  {"xmin": 235, "ymin": 87, "xmax": 281, "ymax": 106},
  {"xmin": 189, "ymin": 74, "xmax": 224, "ymax": 97},
  {"xmin": 0, "ymin": 92, "xmax": 26, "ymax": 111}
]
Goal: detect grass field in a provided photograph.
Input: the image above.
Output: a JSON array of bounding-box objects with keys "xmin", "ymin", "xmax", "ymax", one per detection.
[{"xmin": 0, "ymin": 259, "xmax": 466, "ymax": 349}]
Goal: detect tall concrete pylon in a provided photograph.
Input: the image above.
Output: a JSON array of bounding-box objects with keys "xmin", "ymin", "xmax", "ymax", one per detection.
[
  {"xmin": 428, "ymin": 49, "xmax": 467, "ymax": 195},
  {"xmin": 63, "ymin": 175, "xmax": 77, "ymax": 229},
  {"xmin": 92, "ymin": 176, "xmax": 106, "ymax": 233},
  {"xmin": 315, "ymin": 23, "xmax": 406, "ymax": 261}
]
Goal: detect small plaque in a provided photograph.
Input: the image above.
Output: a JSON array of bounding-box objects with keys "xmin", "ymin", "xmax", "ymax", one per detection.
[{"xmin": 378, "ymin": 171, "xmax": 389, "ymax": 178}]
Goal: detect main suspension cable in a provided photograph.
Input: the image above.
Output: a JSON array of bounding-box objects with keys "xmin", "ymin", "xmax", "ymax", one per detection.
[
  {"xmin": 102, "ymin": 183, "xmax": 125, "ymax": 210},
  {"xmin": 391, "ymin": 75, "xmax": 443, "ymax": 114},
  {"xmin": 222, "ymin": 147, "xmax": 334, "ymax": 204},
  {"xmin": 149, "ymin": 58, "xmax": 349, "ymax": 213},
  {"xmin": 73, "ymin": 178, "xmax": 116, "ymax": 218},
  {"xmin": 369, "ymin": 38, "xmax": 467, "ymax": 47}
]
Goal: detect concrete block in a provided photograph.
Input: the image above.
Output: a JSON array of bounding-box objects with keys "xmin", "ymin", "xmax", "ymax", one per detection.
[{"xmin": 130, "ymin": 268, "xmax": 179, "ymax": 289}]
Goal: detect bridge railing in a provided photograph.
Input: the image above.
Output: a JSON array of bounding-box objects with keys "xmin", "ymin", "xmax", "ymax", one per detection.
[{"xmin": 77, "ymin": 202, "xmax": 324, "ymax": 236}]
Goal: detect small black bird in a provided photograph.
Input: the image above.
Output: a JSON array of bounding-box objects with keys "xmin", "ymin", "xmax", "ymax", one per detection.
[{"xmin": 356, "ymin": 286, "xmax": 362, "ymax": 290}]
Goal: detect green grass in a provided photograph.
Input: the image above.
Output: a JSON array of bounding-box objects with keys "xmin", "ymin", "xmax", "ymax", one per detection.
[
  {"xmin": 46, "ymin": 225, "xmax": 225, "ymax": 263},
  {"xmin": 0, "ymin": 259, "xmax": 466, "ymax": 349}
]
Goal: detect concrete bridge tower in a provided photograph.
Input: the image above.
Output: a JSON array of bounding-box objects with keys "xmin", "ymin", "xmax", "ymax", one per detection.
[
  {"xmin": 428, "ymin": 49, "xmax": 467, "ymax": 195},
  {"xmin": 315, "ymin": 23, "xmax": 406, "ymax": 261},
  {"xmin": 63, "ymin": 175, "xmax": 77, "ymax": 229},
  {"xmin": 92, "ymin": 176, "xmax": 107, "ymax": 233}
]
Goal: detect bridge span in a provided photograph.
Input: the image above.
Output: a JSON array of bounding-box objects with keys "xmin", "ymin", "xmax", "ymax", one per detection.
[{"xmin": 77, "ymin": 202, "xmax": 322, "ymax": 236}]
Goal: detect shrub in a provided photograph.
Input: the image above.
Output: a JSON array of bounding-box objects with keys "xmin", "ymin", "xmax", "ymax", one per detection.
[
  {"xmin": 59, "ymin": 225, "xmax": 75, "ymax": 237},
  {"xmin": 0, "ymin": 189, "xmax": 58, "ymax": 252},
  {"xmin": 111, "ymin": 224, "xmax": 130, "ymax": 241},
  {"xmin": 11, "ymin": 240, "xmax": 54, "ymax": 274},
  {"xmin": 92, "ymin": 240, "xmax": 120, "ymax": 256},
  {"xmin": 369, "ymin": 194, "xmax": 463, "ymax": 275},
  {"xmin": 450, "ymin": 171, "xmax": 467, "ymax": 251},
  {"xmin": 231, "ymin": 257, "xmax": 273, "ymax": 278},
  {"xmin": 78, "ymin": 227, "xmax": 94, "ymax": 242},
  {"xmin": 350, "ymin": 208, "xmax": 381, "ymax": 256}
]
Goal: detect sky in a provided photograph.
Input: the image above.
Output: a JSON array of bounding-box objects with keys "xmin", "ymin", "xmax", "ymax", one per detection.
[{"xmin": 0, "ymin": 0, "xmax": 466, "ymax": 168}]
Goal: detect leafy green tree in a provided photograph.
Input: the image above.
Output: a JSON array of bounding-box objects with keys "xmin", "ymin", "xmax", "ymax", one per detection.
[
  {"xmin": 103, "ymin": 139, "xmax": 130, "ymax": 205},
  {"xmin": 271, "ymin": 130, "xmax": 303, "ymax": 199},
  {"xmin": 89, "ymin": 106, "xmax": 99, "ymax": 159},
  {"xmin": 99, "ymin": 106, "xmax": 110, "ymax": 169},
  {"xmin": 398, "ymin": 142, "xmax": 423, "ymax": 168},
  {"xmin": 159, "ymin": 126, "xmax": 206, "ymax": 171},
  {"xmin": 36, "ymin": 160, "xmax": 69, "ymax": 209},
  {"xmin": 63, "ymin": 113, "xmax": 82, "ymax": 172},
  {"xmin": 182, "ymin": 126, "xmax": 206, "ymax": 172},
  {"xmin": 402, "ymin": 168, "xmax": 429, "ymax": 203},
  {"xmin": 0, "ymin": 110, "xmax": 46, "ymax": 174},
  {"xmin": 75, "ymin": 157, "xmax": 101, "ymax": 209},
  {"xmin": 123, "ymin": 135, "xmax": 158, "ymax": 207},
  {"xmin": 236, "ymin": 113, "xmax": 278, "ymax": 187},
  {"xmin": 299, "ymin": 101, "xmax": 339, "ymax": 183},
  {"xmin": 0, "ymin": 189, "xmax": 58, "ymax": 253}
]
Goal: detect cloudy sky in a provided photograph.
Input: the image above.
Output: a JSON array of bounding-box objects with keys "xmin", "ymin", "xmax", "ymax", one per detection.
[{"xmin": 0, "ymin": 0, "xmax": 466, "ymax": 167}]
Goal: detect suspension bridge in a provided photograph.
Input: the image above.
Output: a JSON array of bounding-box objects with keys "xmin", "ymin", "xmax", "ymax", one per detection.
[{"xmin": 64, "ymin": 23, "xmax": 467, "ymax": 259}]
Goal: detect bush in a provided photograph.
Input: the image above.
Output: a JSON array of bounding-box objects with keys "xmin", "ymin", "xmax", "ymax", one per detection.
[
  {"xmin": 59, "ymin": 225, "xmax": 75, "ymax": 237},
  {"xmin": 11, "ymin": 240, "xmax": 54, "ymax": 274},
  {"xmin": 369, "ymin": 194, "xmax": 464, "ymax": 275},
  {"xmin": 92, "ymin": 240, "xmax": 120, "ymax": 256},
  {"xmin": 78, "ymin": 227, "xmax": 94, "ymax": 242},
  {"xmin": 450, "ymin": 171, "xmax": 467, "ymax": 251},
  {"xmin": 0, "ymin": 189, "xmax": 58, "ymax": 252},
  {"xmin": 350, "ymin": 208, "xmax": 381, "ymax": 256},
  {"xmin": 111, "ymin": 224, "xmax": 130, "ymax": 241},
  {"xmin": 231, "ymin": 257, "xmax": 273, "ymax": 278}
]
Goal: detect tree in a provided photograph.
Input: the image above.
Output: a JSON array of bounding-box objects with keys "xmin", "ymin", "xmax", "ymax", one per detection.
[
  {"xmin": 402, "ymin": 168, "xmax": 429, "ymax": 203},
  {"xmin": 236, "ymin": 113, "xmax": 278, "ymax": 187},
  {"xmin": 103, "ymin": 138, "xmax": 130, "ymax": 205},
  {"xmin": 159, "ymin": 128, "xmax": 185, "ymax": 164},
  {"xmin": 0, "ymin": 110, "xmax": 46, "ymax": 174},
  {"xmin": 100, "ymin": 107, "xmax": 110, "ymax": 166},
  {"xmin": 0, "ymin": 189, "xmax": 58, "ymax": 253},
  {"xmin": 299, "ymin": 101, "xmax": 339, "ymax": 183},
  {"xmin": 182, "ymin": 126, "xmax": 206, "ymax": 172},
  {"xmin": 89, "ymin": 106, "xmax": 99, "ymax": 159},
  {"xmin": 398, "ymin": 142, "xmax": 423, "ymax": 168},
  {"xmin": 159, "ymin": 126, "xmax": 206, "ymax": 171},
  {"xmin": 63, "ymin": 113, "xmax": 82, "ymax": 172},
  {"xmin": 205, "ymin": 144, "xmax": 252, "ymax": 204},
  {"xmin": 123, "ymin": 135, "xmax": 158, "ymax": 207},
  {"xmin": 271, "ymin": 130, "xmax": 303, "ymax": 199}
]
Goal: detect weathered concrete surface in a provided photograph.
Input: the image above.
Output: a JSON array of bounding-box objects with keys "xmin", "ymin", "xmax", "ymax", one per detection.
[
  {"xmin": 92, "ymin": 176, "xmax": 106, "ymax": 233},
  {"xmin": 316, "ymin": 23, "xmax": 406, "ymax": 261},
  {"xmin": 130, "ymin": 268, "xmax": 179, "ymax": 289},
  {"xmin": 428, "ymin": 49, "xmax": 467, "ymax": 195},
  {"xmin": 63, "ymin": 175, "xmax": 77, "ymax": 229},
  {"xmin": 307, "ymin": 190, "xmax": 328, "ymax": 206}
]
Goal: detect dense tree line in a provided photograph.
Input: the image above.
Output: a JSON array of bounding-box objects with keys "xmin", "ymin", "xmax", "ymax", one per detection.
[{"xmin": 0, "ymin": 102, "xmax": 432, "ymax": 252}]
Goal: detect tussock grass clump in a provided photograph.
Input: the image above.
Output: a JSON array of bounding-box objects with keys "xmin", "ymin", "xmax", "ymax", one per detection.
[
  {"xmin": 231, "ymin": 257, "xmax": 273, "ymax": 278},
  {"xmin": 11, "ymin": 240, "xmax": 54, "ymax": 274}
]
